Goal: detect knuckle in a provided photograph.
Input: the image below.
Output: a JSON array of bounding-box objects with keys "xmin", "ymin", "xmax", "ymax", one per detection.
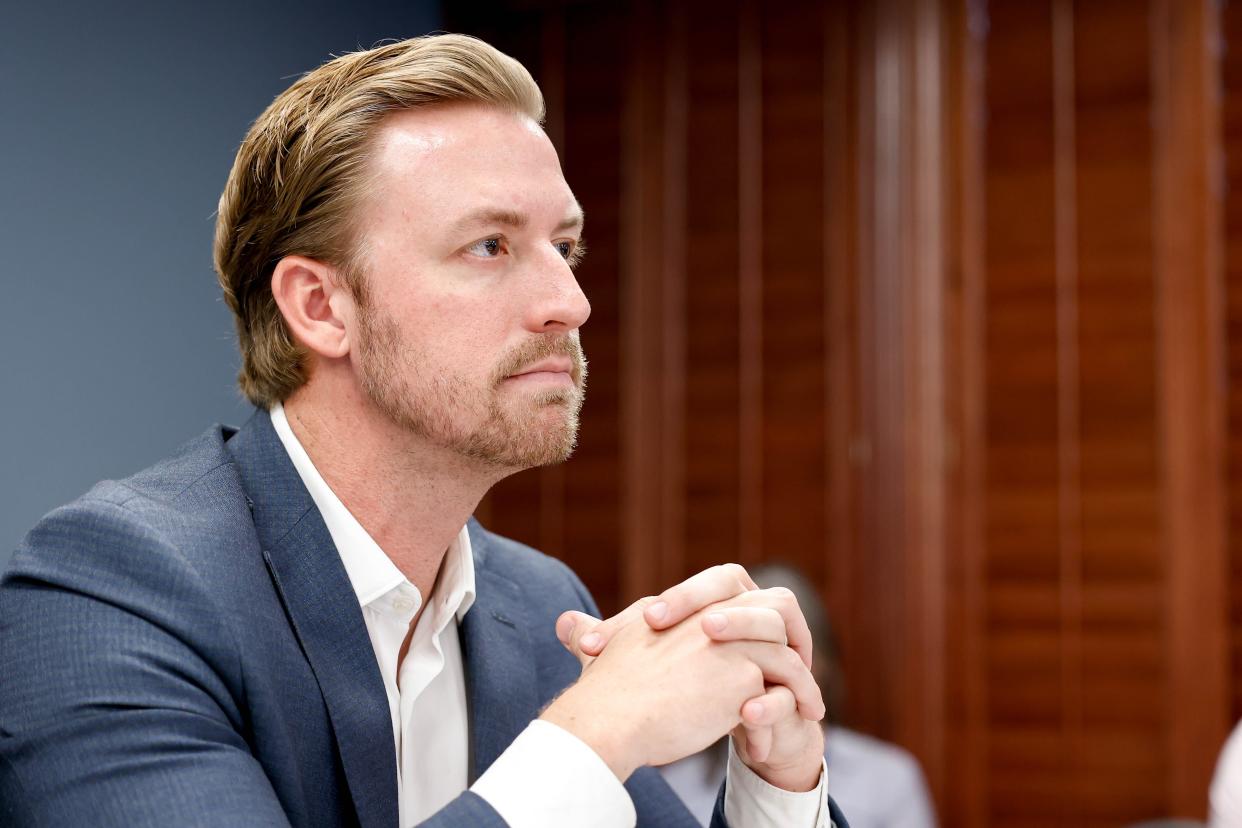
[{"xmin": 768, "ymin": 586, "xmax": 797, "ymax": 609}]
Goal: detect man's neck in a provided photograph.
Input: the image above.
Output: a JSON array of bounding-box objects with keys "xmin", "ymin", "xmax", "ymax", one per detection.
[{"xmin": 282, "ymin": 387, "xmax": 507, "ymax": 600}]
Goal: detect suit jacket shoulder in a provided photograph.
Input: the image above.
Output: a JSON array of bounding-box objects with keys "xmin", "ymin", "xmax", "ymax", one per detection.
[{"xmin": 0, "ymin": 422, "xmax": 319, "ymax": 826}]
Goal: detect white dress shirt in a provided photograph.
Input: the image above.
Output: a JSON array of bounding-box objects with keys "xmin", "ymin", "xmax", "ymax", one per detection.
[{"xmin": 271, "ymin": 404, "xmax": 827, "ymax": 827}]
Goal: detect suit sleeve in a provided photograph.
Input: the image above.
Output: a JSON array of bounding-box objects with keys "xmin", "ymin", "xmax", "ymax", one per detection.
[{"xmin": 0, "ymin": 498, "xmax": 293, "ymax": 827}]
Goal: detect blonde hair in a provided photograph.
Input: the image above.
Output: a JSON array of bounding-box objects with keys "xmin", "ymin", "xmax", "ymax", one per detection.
[{"xmin": 214, "ymin": 34, "xmax": 545, "ymax": 408}]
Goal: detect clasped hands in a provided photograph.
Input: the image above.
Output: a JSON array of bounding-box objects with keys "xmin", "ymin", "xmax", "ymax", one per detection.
[{"xmin": 540, "ymin": 564, "xmax": 825, "ymax": 794}]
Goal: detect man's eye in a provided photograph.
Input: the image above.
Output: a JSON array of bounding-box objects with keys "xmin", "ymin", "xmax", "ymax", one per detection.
[
  {"xmin": 466, "ymin": 238, "xmax": 504, "ymax": 258},
  {"xmin": 556, "ymin": 239, "xmax": 586, "ymax": 268}
]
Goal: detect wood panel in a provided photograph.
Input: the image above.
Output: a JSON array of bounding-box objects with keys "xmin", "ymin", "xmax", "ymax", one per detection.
[
  {"xmin": 983, "ymin": 3, "xmax": 1065, "ymax": 823},
  {"xmin": 822, "ymin": 0, "xmax": 863, "ymax": 754},
  {"xmin": 683, "ymin": 0, "xmax": 743, "ymax": 576},
  {"xmin": 1165, "ymin": 0, "xmax": 1233, "ymax": 813},
  {"xmin": 757, "ymin": 0, "xmax": 827, "ymax": 574},
  {"xmin": 617, "ymin": 0, "xmax": 671, "ymax": 604},
  {"xmin": 850, "ymin": 0, "xmax": 951, "ymax": 782},
  {"xmin": 976, "ymin": 0, "xmax": 1230, "ymax": 821},
  {"xmin": 1226, "ymin": 0, "xmax": 1242, "ymax": 735},
  {"xmin": 943, "ymin": 1, "xmax": 989, "ymax": 823},
  {"xmin": 905, "ymin": 0, "xmax": 950, "ymax": 804},
  {"xmin": 1073, "ymin": 1, "xmax": 1164, "ymax": 821}
]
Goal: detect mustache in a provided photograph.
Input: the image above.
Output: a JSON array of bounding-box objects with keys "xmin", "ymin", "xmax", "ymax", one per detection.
[{"xmin": 492, "ymin": 334, "xmax": 587, "ymax": 387}]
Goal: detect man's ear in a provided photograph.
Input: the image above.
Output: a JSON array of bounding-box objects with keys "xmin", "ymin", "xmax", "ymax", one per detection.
[{"xmin": 270, "ymin": 255, "xmax": 354, "ymax": 360}]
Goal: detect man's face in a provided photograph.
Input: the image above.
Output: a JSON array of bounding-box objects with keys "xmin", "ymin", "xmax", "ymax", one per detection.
[{"xmin": 348, "ymin": 103, "xmax": 590, "ymax": 469}]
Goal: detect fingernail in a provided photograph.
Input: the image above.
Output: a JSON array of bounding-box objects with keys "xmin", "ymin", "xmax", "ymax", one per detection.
[
  {"xmin": 581, "ymin": 632, "xmax": 601, "ymax": 651},
  {"xmin": 706, "ymin": 612, "xmax": 728, "ymax": 632},
  {"xmin": 744, "ymin": 701, "xmax": 764, "ymax": 721},
  {"xmin": 647, "ymin": 601, "xmax": 668, "ymax": 622},
  {"xmin": 556, "ymin": 616, "xmax": 576, "ymax": 644}
]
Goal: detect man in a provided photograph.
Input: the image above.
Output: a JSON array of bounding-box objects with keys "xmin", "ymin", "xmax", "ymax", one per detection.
[{"xmin": 0, "ymin": 35, "xmax": 847, "ymax": 828}]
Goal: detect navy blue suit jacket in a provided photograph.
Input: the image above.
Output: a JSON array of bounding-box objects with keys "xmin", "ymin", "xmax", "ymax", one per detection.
[{"xmin": 0, "ymin": 412, "xmax": 848, "ymax": 827}]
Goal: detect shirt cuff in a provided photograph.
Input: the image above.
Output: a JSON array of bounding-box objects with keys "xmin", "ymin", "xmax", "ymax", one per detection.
[
  {"xmin": 723, "ymin": 737, "xmax": 830, "ymax": 828},
  {"xmin": 471, "ymin": 719, "xmax": 637, "ymax": 828}
]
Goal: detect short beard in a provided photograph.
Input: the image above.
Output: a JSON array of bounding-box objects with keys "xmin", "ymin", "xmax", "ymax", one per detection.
[{"xmin": 355, "ymin": 299, "xmax": 587, "ymax": 469}]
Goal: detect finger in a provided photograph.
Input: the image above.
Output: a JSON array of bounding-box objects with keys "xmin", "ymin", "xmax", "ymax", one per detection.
[
  {"xmin": 555, "ymin": 610, "xmax": 582, "ymax": 646},
  {"xmin": 737, "ymin": 642, "xmax": 826, "ymax": 721},
  {"xmin": 739, "ymin": 686, "xmax": 798, "ymax": 765},
  {"xmin": 740, "ymin": 685, "xmax": 798, "ymax": 728},
  {"xmin": 711, "ymin": 587, "xmax": 815, "ymax": 670},
  {"xmin": 702, "ymin": 607, "xmax": 786, "ymax": 645},
  {"xmin": 556, "ymin": 610, "xmax": 602, "ymax": 666},
  {"xmin": 576, "ymin": 596, "xmax": 657, "ymax": 656},
  {"xmin": 730, "ymin": 725, "xmax": 753, "ymax": 767},
  {"xmin": 742, "ymin": 723, "xmax": 772, "ymax": 764},
  {"xmin": 644, "ymin": 563, "xmax": 759, "ymax": 630}
]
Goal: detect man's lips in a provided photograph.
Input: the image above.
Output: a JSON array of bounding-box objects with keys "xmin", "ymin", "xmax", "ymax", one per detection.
[
  {"xmin": 507, "ymin": 356, "xmax": 575, "ymax": 378},
  {"xmin": 505, "ymin": 356, "xmax": 577, "ymax": 386}
]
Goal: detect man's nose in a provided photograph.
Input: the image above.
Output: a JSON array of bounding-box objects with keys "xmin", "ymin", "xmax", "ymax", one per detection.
[{"xmin": 524, "ymin": 254, "xmax": 591, "ymax": 333}]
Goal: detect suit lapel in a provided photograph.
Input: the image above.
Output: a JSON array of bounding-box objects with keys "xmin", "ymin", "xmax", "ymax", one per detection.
[
  {"xmin": 460, "ymin": 522, "xmax": 540, "ymax": 780},
  {"xmin": 227, "ymin": 412, "xmax": 397, "ymax": 828}
]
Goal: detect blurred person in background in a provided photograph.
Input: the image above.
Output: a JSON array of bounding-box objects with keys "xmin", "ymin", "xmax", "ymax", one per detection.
[
  {"xmin": 660, "ymin": 563, "xmax": 936, "ymax": 828},
  {"xmin": 1211, "ymin": 720, "xmax": 1242, "ymax": 826}
]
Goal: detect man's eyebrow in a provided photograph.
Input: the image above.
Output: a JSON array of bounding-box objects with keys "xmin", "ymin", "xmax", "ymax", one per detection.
[
  {"xmin": 452, "ymin": 208, "xmax": 527, "ymax": 233},
  {"xmin": 451, "ymin": 204, "xmax": 585, "ymax": 235}
]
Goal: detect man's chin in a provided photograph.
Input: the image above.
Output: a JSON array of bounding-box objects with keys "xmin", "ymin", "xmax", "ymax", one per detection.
[
  {"xmin": 454, "ymin": 407, "xmax": 579, "ymax": 470},
  {"xmin": 473, "ymin": 437, "xmax": 577, "ymax": 471},
  {"xmin": 510, "ymin": 418, "xmax": 580, "ymax": 468}
]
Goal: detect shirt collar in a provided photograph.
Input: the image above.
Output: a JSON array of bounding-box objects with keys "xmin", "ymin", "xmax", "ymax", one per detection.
[{"xmin": 269, "ymin": 403, "xmax": 477, "ymax": 622}]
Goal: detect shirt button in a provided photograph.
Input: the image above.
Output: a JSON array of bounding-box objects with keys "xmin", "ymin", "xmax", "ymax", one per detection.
[{"xmin": 392, "ymin": 597, "xmax": 415, "ymax": 614}]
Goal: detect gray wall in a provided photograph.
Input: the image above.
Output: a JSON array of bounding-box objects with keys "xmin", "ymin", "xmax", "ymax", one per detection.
[{"xmin": 1, "ymin": 0, "xmax": 441, "ymax": 566}]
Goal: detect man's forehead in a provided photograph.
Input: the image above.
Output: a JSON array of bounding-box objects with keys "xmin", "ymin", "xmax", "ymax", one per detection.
[{"xmin": 365, "ymin": 104, "xmax": 578, "ymax": 222}]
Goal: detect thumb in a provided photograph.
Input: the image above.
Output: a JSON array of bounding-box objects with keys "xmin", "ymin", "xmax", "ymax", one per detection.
[{"xmin": 555, "ymin": 610, "xmax": 602, "ymax": 666}]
